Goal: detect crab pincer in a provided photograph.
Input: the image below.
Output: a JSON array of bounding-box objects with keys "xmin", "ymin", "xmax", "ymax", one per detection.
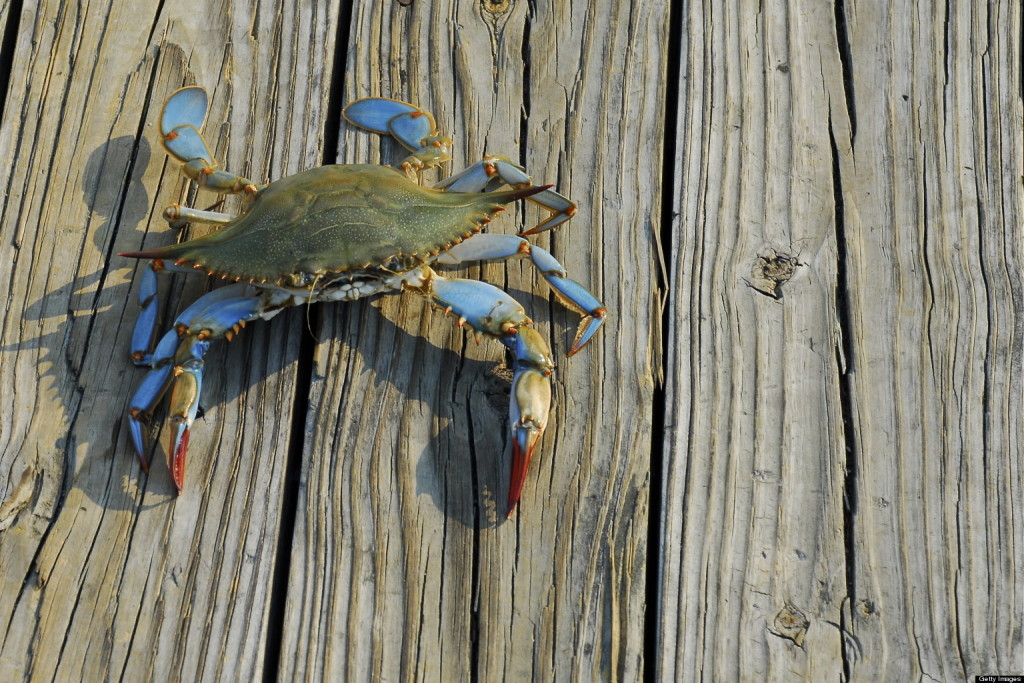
[
  {"xmin": 503, "ymin": 327, "xmax": 554, "ymax": 515},
  {"xmin": 421, "ymin": 273, "xmax": 561, "ymax": 514},
  {"xmin": 167, "ymin": 357, "xmax": 203, "ymax": 491}
]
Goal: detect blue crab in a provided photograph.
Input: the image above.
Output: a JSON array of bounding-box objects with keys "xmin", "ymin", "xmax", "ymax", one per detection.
[{"xmin": 121, "ymin": 86, "xmax": 605, "ymax": 514}]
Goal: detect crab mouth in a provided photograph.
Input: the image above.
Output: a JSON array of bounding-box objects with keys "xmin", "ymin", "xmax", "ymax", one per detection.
[
  {"xmin": 266, "ymin": 270, "xmax": 392, "ymax": 303},
  {"xmin": 318, "ymin": 272, "xmax": 387, "ymax": 301}
]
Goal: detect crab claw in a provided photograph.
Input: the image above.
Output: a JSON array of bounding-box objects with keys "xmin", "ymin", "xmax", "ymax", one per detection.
[
  {"xmin": 408, "ymin": 267, "xmax": 558, "ymax": 514},
  {"xmin": 507, "ymin": 366, "xmax": 552, "ymax": 516},
  {"xmin": 167, "ymin": 360, "xmax": 204, "ymax": 493},
  {"xmin": 502, "ymin": 326, "xmax": 554, "ymax": 516},
  {"xmin": 122, "ymin": 279, "xmax": 266, "ymax": 492}
]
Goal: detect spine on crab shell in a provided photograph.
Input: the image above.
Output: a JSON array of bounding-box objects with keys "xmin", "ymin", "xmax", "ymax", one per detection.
[
  {"xmin": 119, "ymin": 245, "xmax": 248, "ymax": 282},
  {"xmin": 119, "ymin": 245, "xmax": 190, "ymax": 260}
]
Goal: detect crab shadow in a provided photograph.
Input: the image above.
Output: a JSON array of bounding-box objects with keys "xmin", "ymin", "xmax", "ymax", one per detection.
[
  {"xmin": 12, "ymin": 135, "xmax": 548, "ymax": 528},
  {"xmin": 312, "ymin": 301, "xmax": 528, "ymax": 528},
  {"xmin": 5, "ymin": 136, "xmax": 154, "ymax": 507}
]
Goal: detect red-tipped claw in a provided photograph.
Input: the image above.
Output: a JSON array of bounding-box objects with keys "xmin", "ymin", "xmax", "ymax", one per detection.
[
  {"xmin": 167, "ymin": 361, "xmax": 203, "ymax": 493},
  {"xmin": 506, "ymin": 365, "xmax": 552, "ymax": 516},
  {"xmin": 169, "ymin": 426, "xmax": 190, "ymax": 493}
]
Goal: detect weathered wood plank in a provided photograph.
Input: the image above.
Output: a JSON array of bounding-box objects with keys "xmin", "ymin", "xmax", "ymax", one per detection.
[
  {"xmin": 1, "ymin": 0, "xmax": 661, "ymax": 679},
  {"xmin": 0, "ymin": 2, "xmax": 12, "ymax": 57},
  {"xmin": 279, "ymin": 0, "xmax": 663, "ymax": 679},
  {"xmin": 0, "ymin": 1, "xmax": 339, "ymax": 680},
  {"xmin": 660, "ymin": 1, "xmax": 848, "ymax": 679},
  {"xmin": 836, "ymin": 1, "xmax": 1023, "ymax": 679},
  {"xmin": 660, "ymin": 0, "xmax": 1023, "ymax": 680},
  {"xmin": 3, "ymin": 0, "xmax": 1019, "ymax": 679}
]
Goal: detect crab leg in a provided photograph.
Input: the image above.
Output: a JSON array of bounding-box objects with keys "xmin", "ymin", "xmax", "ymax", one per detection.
[
  {"xmin": 127, "ymin": 285, "xmax": 268, "ymax": 490},
  {"xmin": 127, "ymin": 282, "xmax": 254, "ymax": 457},
  {"xmin": 435, "ymin": 156, "xmax": 577, "ymax": 234},
  {"xmin": 127, "ymin": 364, "xmax": 174, "ymax": 468},
  {"xmin": 160, "ymin": 86, "xmax": 264, "ymax": 195},
  {"xmin": 130, "ymin": 265, "xmax": 160, "ymax": 364},
  {"xmin": 128, "ymin": 324, "xmax": 189, "ymax": 471},
  {"xmin": 163, "ymin": 204, "xmax": 239, "ymax": 230},
  {"xmin": 126, "ymin": 257, "xmax": 245, "ymax": 362},
  {"xmin": 343, "ymin": 97, "xmax": 453, "ymax": 176},
  {"xmin": 432, "ymin": 234, "xmax": 606, "ymax": 355},
  {"xmin": 527, "ymin": 246, "xmax": 607, "ymax": 354},
  {"xmin": 128, "ymin": 260, "xmax": 189, "ymax": 365},
  {"xmin": 400, "ymin": 266, "xmax": 554, "ymax": 515}
]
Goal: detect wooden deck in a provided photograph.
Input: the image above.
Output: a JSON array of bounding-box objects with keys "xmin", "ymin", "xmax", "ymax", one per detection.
[{"xmin": 0, "ymin": 0, "xmax": 1020, "ymax": 680}]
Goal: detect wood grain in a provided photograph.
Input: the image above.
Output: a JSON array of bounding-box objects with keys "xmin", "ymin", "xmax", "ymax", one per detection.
[
  {"xmin": 660, "ymin": 0, "xmax": 1023, "ymax": 680},
  {"xmin": 0, "ymin": 1, "xmax": 338, "ymax": 679},
  {"xmin": 837, "ymin": 1, "xmax": 1023, "ymax": 678},
  {"xmin": 2, "ymin": 0, "xmax": 1019, "ymax": 680},
  {"xmin": 0, "ymin": 0, "xmax": 659, "ymax": 680},
  {"xmin": 280, "ymin": 0, "xmax": 662, "ymax": 679}
]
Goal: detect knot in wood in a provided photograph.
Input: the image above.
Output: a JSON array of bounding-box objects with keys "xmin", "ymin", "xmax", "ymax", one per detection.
[
  {"xmin": 770, "ymin": 604, "xmax": 810, "ymax": 647},
  {"xmin": 482, "ymin": 0, "xmax": 511, "ymax": 15}
]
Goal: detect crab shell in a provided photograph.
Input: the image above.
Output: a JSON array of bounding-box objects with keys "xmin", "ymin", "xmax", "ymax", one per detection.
[{"xmin": 127, "ymin": 164, "xmax": 545, "ymax": 285}]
